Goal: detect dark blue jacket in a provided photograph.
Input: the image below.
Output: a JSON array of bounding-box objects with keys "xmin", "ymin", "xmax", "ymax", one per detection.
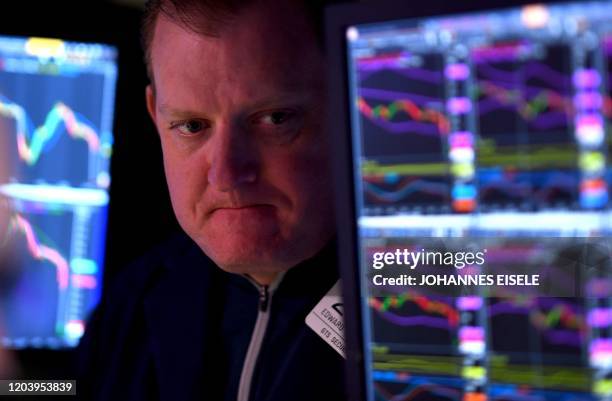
[{"xmin": 76, "ymin": 233, "xmax": 346, "ymax": 401}]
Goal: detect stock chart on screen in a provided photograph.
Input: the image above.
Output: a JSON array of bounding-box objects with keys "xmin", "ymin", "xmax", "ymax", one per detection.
[
  {"xmin": 0, "ymin": 36, "xmax": 116, "ymax": 348},
  {"xmin": 346, "ymin": 2, "xmax": 612, "ymax": 400}
]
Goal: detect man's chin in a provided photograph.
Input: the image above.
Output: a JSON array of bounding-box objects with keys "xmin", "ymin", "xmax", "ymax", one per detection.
[
  {"xmin": 213, "ymin": 261, "xmax": 289, "ymax": 282},
  {"xmin": 207, "ymin": 253, "xmax": 293, "ymax": 279},
  {"xmin": 194, "ymin": 234, "xmax": 291, "ymax": 272}
]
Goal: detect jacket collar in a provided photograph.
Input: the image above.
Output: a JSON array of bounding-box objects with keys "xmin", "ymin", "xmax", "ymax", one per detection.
[{"xmin": 142, "ymin": 234, "xmax": 339, "ymax": 401}]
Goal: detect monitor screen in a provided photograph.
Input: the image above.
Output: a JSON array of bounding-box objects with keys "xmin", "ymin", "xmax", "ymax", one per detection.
[
  {"xmin": 0, "ymin": 36, "xmax": 116, "ymax": 348},
  {"xmin": 345, "ymin": 1, "xmax": 612, "ymax": 400}
]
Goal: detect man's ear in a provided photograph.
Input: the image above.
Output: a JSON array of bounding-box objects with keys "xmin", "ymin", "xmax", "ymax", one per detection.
[{"xmin": 145, "ymin": 84, "xmax": 157, "ymax": 125}]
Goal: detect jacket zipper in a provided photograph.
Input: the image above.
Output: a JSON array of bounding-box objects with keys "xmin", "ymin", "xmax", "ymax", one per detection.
[{"xmin": 236, "ymin": 274, "xmax": 284, "ymax": 401}]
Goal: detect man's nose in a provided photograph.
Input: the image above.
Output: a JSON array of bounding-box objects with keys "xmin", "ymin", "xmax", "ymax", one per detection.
[{"xmin": 207, "ymin": 123, "xmax": 258, "ymax": 191}]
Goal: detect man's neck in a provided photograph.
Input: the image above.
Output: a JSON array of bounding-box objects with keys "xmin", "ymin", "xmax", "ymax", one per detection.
[{"xmin": 247, "ymin": 272, "xmax": 280, "ymax": 286}]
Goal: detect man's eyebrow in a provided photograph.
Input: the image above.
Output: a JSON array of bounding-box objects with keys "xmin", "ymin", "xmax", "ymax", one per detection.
[
  {"xmin": 156, "ymin": 90, "xmax": 319, "ymax": 119},
  {"xmin": 157, "ymin": 104, "xmax": 204, "ymax": 119}
]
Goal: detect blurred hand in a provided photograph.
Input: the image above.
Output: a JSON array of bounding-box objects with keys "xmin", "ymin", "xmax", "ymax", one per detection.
[
  {"xmin": 0, "ymin": 122, "xmax": 17, "ymax": 379},
  {"xmin": 0, "ymin": 121, "xmax": 7, "ymax": 241}
]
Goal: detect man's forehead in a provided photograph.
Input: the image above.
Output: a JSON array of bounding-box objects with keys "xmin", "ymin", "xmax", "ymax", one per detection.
[{"xmin": 149, "ymin": 3, "xmax": 325, "ymax": 113}]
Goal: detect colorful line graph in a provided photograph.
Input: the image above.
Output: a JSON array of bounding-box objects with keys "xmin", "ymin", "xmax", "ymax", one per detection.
[
  {"xmin": 476, "ymin": 60, "xmax": 571, "ymax": 90},
  {"xmin": 356, "ymin": 52, "xmax": 444, "ymax": 84},
  {"xmin": 490, "ymin": 299, "xmax": 586, "ymax": 333},
  {"xmin": 478, "ymin": 171, "xmax": 577, "ymax": 202},
  {"xmin": 5, "ymin": 214, "xmax": 69, "ymax": 290},
  {"xmin": 359, "ymin": 65, "xmax": 443, "ymax": 84},
  {"xmin": 369, "ymin": 291, "xmax": 585, "ymax": 346},
  {"xmin": 362, "ymin": 160, "xmax": 448, "ymax": 176},
  {"xmin": 369, "ymin": 293, "xmax": 460, "ymax": 327},
  {"xmin": 358, "ymin": 97, "xmax": 450, "ymax": 135},
  {"xmin": 359, "ymin": 87, "xmax": 441, "ymax": 106},
  {"xmin": 488, "ymin": 298, "xmax": 586, "ymax": 347},
  {"xmin": 363, "ymin": 177, "xmax": 448, "ymax": 203},
  {"xmin": 478, "ymin": 142, "xmax": 576, "ymax": 168},
  {"xmin": 374, "ymin": 382, "xmax": 462, "ymax": 401},
  {"xmin": 0, "ymin": 96, "xmax": 100, "ymax": 165},
  {"xmin": 476, "ymin": 80, "xmax": 573, "ymax": 125}
]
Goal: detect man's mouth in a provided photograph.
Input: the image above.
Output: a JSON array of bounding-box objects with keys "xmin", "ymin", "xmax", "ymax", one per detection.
[
  {"xmin": 216, "ymin": 204, "xmax": 270, "ymax": 209},
  {"xmin": 211, "ymin": 204, "xmax": 275, "ymax": 214}
]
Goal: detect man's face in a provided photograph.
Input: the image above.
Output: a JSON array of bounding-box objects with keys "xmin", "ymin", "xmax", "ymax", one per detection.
[{"xmin": 146, "ymin": 0, "xmax": 335, "ymax": 281}]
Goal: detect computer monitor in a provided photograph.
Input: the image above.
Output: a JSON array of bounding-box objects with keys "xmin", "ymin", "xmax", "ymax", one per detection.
[
  {"xmin": 328, "ymin": 1, "xmax": 612, "ymax": 400},
  {"xmin": 0, "ymin": 35, "xmax": 117, "ymax": 348}
]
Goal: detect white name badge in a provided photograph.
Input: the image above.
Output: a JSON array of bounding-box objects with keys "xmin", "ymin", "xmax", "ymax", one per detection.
[{"xmin": 305, "ymin": 280, "xmax": 345, "ymax": 358}]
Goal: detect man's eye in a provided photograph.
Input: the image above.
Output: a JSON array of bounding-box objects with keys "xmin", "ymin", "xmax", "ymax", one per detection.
[
  {"xmin": 262, "ymin": 111, "xmax": 293, "ymax": 125},
  {"xmin": 259, "ymin": 110, "xmax": 295, "ymax": 125},
  {"xmin": 251, "ymin": 109, "xmax": 303, "ymax": 144},
  {"xmin": 170, "ymin": 119, "xmax": 208, "ymax": 136}
]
